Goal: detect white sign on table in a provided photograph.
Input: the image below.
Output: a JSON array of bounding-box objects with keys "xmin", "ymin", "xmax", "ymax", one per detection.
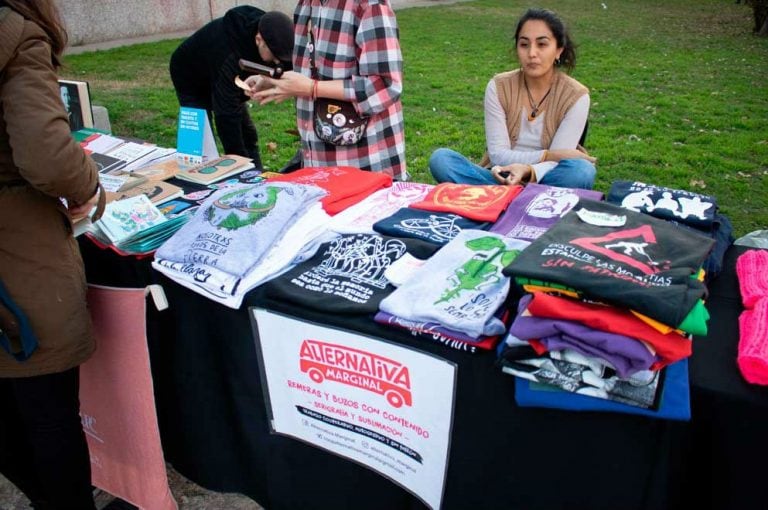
[{"xmin": 251, "ymin": 308, "xmax": 457, "ymax": 510}]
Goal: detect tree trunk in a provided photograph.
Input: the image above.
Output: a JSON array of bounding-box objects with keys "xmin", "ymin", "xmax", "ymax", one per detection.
[{"xmin": 749, "ymin": 0, "xmax": 768, "ymax": 35}]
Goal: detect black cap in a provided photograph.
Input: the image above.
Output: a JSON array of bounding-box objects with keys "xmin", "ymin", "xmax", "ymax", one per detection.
[{"xmin": 258, "ymin": 11, "xmax": 295, "ymax": 65}]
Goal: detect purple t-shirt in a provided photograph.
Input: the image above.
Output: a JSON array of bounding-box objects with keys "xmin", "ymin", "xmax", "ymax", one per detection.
[
  {"xmin": 490, "ymin": 183, "xmax": 603, "ymax": 241},
  {"xmin": 509, "ymin": 295, "xmax": 658, "ymax": 378}
]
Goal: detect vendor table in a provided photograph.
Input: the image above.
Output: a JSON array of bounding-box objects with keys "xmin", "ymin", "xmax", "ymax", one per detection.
[{"xmin": 80, "ymin": 241, "xmax": 768, "ymax": 510}]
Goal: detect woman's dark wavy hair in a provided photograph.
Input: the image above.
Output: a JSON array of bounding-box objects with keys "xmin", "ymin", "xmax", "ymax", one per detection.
[
  {"xmin": 514, "ymin": 8, "xmax": 577, "ymax": 72},
  {"xmin": 2, "ymin": 0, "xmax": 68, "ymax": 68}
]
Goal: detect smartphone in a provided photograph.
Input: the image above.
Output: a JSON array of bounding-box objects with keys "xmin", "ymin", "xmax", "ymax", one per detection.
[{"xmin": 238, "ymin": 59, "xmax": 284, "ymax": 79}]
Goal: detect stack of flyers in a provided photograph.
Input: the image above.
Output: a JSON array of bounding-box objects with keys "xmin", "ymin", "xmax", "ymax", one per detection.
[{"xmin": 115, "ymin": 214, "xmax": 192, "ymax": 254}]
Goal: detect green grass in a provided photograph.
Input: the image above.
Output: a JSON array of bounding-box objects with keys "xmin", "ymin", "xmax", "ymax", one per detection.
[{"xmin": 61, "ymin": 0, "xmax": 768, "ymax": 236}]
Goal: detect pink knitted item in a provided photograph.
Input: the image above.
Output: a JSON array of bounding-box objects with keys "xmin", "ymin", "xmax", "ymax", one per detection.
[
  {"xmin": 737, "ymin": 298, "xmax": 768, "ymax": 385},
  {"xmin": 736, "ymin": 249, "xmax": 768, "ymax": 308}
]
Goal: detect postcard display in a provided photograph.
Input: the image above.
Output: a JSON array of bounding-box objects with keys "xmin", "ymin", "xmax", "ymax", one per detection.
[{"xmin": 252, "ymin": 309, "xmax": 456, "ymax": 510}]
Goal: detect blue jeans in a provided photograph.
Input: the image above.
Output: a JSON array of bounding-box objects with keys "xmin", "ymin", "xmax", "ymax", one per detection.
[{"xmin": 429, "ymin": 148, "xmax": 596, "ymax": 189}]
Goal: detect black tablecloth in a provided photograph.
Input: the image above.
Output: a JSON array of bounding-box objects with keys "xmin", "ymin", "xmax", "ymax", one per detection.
[{"xmin": 80, "ymin": 240, "xmax": 768, "ymax": 510}]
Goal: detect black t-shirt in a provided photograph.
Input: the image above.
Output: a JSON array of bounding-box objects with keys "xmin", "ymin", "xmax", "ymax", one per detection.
[
  {"xmin": 261, "ymin": 233, "xmax": 440, "ymax": 316},
  {"xmin": 503, "ymin": 199, "xmax": 715, "ymax": 328}
]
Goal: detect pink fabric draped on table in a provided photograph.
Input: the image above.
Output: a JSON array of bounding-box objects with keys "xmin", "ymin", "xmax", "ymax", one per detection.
[{"xmin": 80, "ymin": 285, "xmax": 177, "ymax": 509}]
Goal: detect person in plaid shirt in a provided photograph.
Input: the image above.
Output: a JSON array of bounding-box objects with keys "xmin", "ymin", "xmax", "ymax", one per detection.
[{"xmin": 249, "ymin": 0, "xmax": 407, "ymax": 181}]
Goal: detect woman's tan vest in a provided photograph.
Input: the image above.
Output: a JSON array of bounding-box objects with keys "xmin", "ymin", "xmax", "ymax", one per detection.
[{"xmin": 480, "ymin": 69, "xmax": 588, "ymax": 167}]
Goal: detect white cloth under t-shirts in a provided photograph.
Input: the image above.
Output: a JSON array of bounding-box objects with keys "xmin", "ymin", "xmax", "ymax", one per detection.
[
  {"xmin": 379, "ymin": 230, "xmax": 529, "ymax": 338},
  {"xmin": 484, "ymin": 79, "xmax": 590, "ymax": 182},
  {"xmin": 328, "ymin": 181, "xmax": 434, "ymax": 234}
]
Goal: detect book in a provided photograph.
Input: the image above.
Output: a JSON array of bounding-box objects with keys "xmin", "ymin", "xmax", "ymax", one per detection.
[
  {"xmin": 130, "ymin": 158, "xmax": 184, "ymax": 182},
  {"xmin": 127, "ymin": 147, "xmax": 177, "ymax": 172},
  {"xmin": 99, "ymin": 172, "xmax": 150, "ymax": 193},
  {"xmin": 58, "ymin": 79, "xmax": 94, "ymax": 132},
  {"xmin": 95, "ymin": 194, "xmax": 168, "ymax": 245},
  {"xmin": 72, "ymin": 127, "xmax": 110, "ymax": 143},
  {"xmin": 105, "ymin": 141, "xmax": 158, "ymax": 172},
  {"xmin": 90, "ymin": 152, "xmax": 128, "ymax": 175},
  {"xmin": 105, "ymin": 181, "xmax": 184, "ymax": 206},
  {"xmin": 82, "ymin": 133, "xmax": 125, "ymax": 154},
  {"xmin": 175, "ymin": 155, "xmax": 254, "ymax": 185}
]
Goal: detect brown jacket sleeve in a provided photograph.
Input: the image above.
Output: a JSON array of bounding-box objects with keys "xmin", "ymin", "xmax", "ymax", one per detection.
[{"xmin": 1, "ymin": 19, "xmax": 97, "ymax": 205}]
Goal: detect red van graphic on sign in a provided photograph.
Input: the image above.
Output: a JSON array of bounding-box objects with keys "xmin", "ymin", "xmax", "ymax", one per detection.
[{"xmin": 299, "ymin": 339, "xmax": 412, "ymax": 408}]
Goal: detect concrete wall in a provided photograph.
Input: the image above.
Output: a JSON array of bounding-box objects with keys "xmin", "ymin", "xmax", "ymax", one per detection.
[{"xmin": 58, "ymin": 0, "xmax": 443, "ymax": 49}]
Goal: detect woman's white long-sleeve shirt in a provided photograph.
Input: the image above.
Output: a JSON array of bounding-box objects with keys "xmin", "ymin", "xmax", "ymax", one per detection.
[{"xmin": 484, "ymin": 78, "xmax": 590, "ymax": 181}]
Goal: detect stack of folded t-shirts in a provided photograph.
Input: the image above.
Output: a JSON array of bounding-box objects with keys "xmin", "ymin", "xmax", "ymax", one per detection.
[
  {"xmin": 736, "ymin": 248, "xmax": 768, "ymax": 385},
  {"xmin": 328, "ymin": 181, "xmax": 434, "ymax": 233},
  {"xmin": 377, "ymin": 229, "xmax": 528, "ymax": 349},
  {"xmin": 500, "ymin": 199, "xmax": 716, "ymax": 418},
  {"xmin": 153, "ymin": 181, "xmax": 327, "ymax": 307},
  {"xmin": 498, "ymin": 292, "xmax": 691, "ymax": 413},
  {"xmin": 268, "ymin": 165, "xmax": 392, "ymax": 215},
  {"xmin": 607, "ymin": 180, "xmax": 733, "ymax": 280}
]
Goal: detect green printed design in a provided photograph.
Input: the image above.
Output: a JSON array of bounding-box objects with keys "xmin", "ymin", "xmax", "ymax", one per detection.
[
  {"xmin": 206, "ymin": 185, "xmax": 281, "ymax": 230},
  {"xmin": 435, "ymin": 236, "xmax": 520, "ymax": 304}
]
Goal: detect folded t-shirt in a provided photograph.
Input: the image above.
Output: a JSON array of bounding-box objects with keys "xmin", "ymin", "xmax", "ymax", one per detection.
[
  {"xmin": 409, "ymin": 183, "xmax": 523, "ymax": 222},
  {"xmin": 515, "ymin": 359, "xmax": 690, "ymax": 421},
  {"xmin": 269, "ymin": 166, "xmax": 392, "ymax": 215}
]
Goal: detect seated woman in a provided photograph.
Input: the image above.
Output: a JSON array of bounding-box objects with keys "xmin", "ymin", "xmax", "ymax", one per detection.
[{"xmin": 429, "ymin": 8, "xmax": 596, "ymax": 190}]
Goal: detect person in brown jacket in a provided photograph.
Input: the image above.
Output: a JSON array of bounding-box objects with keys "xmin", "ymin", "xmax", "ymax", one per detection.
[{"xmin": 0, "ymin": 0, "xmax": 101, "ymax": 508}]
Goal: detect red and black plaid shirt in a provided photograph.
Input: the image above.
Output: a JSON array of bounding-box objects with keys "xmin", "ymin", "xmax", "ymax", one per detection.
[{"xmin": 293, "ymin": 0, "xmax": 407, "ymax": 180}]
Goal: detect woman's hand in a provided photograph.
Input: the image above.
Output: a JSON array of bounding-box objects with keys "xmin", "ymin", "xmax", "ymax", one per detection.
[
  {"xmin": 545, "ymin": 148, "xmax": 597, "ymax": 164},
  {"xmin": 491, "ymin": 164, "xmax": 533, "ymax": 186},
  {"xmin": 248, "ymin": 71, "xmax": 313, "ymax": 105},
  {"xmin": 68, "ymin": 189, "xmax": 100, "ymax": 221}
]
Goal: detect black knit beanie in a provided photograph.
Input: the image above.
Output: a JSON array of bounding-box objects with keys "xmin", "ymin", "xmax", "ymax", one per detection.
[{"xmin": 258, "ymin": 11, "xmax": 294, "ymax": 64}]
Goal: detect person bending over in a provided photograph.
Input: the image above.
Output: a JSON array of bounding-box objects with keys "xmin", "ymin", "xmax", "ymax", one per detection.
[
  {"xmin": 429, "ymin": 8, "xmax": 596, "ymax": 190},
  {"xmin": 169, "ymin": 6, "xmax": 294, "ymax": 169}
]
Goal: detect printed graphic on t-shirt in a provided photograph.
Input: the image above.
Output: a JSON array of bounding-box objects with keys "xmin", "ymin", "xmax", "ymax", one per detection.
[
  {"xmin": 571, "ymin": 225, "xmax": 673, "ymax": 276},
  {"xmin": 206, "ymin": 184, "xmax": 281, "ymax": 230},
  {"xmin": 316, "ymin": 235, "xmax": 406, "ymax": 290},
  {"xmin": 398, "ymin": 215, "xmax": 460, "ymax": 241},
  {"xmin": 608, "ymin": 181, "xmax": 717, "ymax": 228},
  {"xmin": 490, "ymin": 183, "xmax": 602, "ymax": 241},
  {"xmin": 437, "ymin": 235, "xmax": 519, "ymax": 308},
  {"xmin": 432, "ymin": 184, "xmax": 512, "ymax": 211},
  {"xmin": 286, "ymin": 234, "xmax": 410, "ymax": 307}
]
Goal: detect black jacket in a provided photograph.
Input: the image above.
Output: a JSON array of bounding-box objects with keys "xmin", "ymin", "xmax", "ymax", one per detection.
[{"xmin": 169, "ymin": 6, "xmax": 269, "ymax": 158}]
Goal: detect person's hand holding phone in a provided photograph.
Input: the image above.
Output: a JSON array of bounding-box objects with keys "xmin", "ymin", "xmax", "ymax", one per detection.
[
  {"xmin": 238, "ymin": 58, "xmax": 283, "ymax": 79},
  {"xmin": 248, "ymin": 71, "xmax": 314, "ymax": 105}
]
